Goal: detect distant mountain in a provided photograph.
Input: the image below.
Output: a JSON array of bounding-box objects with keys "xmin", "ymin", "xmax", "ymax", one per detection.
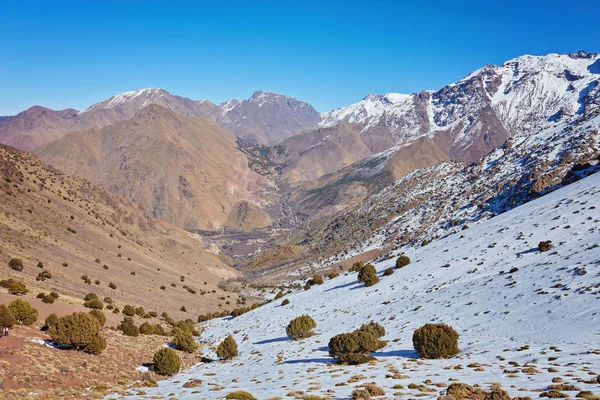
[
  {"xmin": 0, "ymin": 88, "xmax": 320, "ymax": 150},
  {"xmin": 277, "ymin": 51, "xmax": 600, "ymax": 183},
  {"xmin": 34, "ymin": 104, "xmax": 271, "ymax": 231}
]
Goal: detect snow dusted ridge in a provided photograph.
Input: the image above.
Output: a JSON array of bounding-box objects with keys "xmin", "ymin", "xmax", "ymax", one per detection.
[
  {"xmin": 118, "ymin": 172, "xmax": 600, "ymax": 399},
  {"xmin": 80, "ymin": 88, "xmax": 167, "ymax": 113},
  {"xmin": 319, "ymin": 52, "xmax": 600, "ymax": 144}
]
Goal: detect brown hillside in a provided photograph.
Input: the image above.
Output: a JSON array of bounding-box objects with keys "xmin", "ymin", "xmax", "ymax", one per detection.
[
  {"xmin": 34, "ymin": 104, "xmax": 271, "ymax": 231},
  {"xmin": 0, "ymin": 144, "xmax": 241, "ymax": 320}
]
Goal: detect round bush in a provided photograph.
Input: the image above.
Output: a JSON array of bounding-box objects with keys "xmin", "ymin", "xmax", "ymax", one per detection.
[
  {"xmin": 88, "ymin": 309, "xmax": 106, "ymax": 326},
  {"xmin": 83, "ymin": 298, "xmax": 104, "ymax": 309},
  {"xmin": 357, "ymin": 264, "xmax": 379, "ymax": 287},
  {"xmin": 117, "ymin": 317, "xmax": 139, "ymax": 337},
  {"xmin": 49, "ymin": 312, "xmax": 106, "ymax": 354},
  {"xmin": 152, "ymin": 347, "xmax": 181, "ymax": 375},
  {"xmin": 8, "ymin": 258, "xmax": 23, "ymax": 271},
  {"xmin": 225, "ymin": 391, "xmax": 257, "ymax": 400},
  {"xmin": 8, "ymin": 298, "xmax": 38, "ymax": 325},
  {"xmin": 310, "ymin": 274, "xmax": 324, "ymax": 285},
  {"xmin": 412, "ymin": 323, "xmax": 460, "ymax": 359},
  {"xmin": 286, "ymin": 315, "xmax": 317, "ymax": 340},
  {"xmin": 350, "ymin": 261, "xmax": 364, "ymax": 272},
  {"xmin": 281, "ymin": 299, "xmax": 290, "ymax": 306},
  {"xmin": 216, "ymin": 334, "xmax": 238, "ymax": 360},
  {"xmin": 538, "ymin": 240, "xmax": 553, "ymax": 252},
  {"xmin": 383, "ymin": 268, "xmax": 394, "ymax": 276},
  {"xmin": 122, "ymin": 304, "xmax": 135, "ymax": 316},
  {"xmin": 8, "ymin": 281, "xmax": 28, "ymax": 295},
  {"xmin": 395, "ymin": 255, "xmax": 411, "ymax": 268},
  {"xmin": 44, "ymin": 313, "xmax": 59, "ymax": 330},
  {"xmin": 0, "ymin": 304, "xmax": 17, "ymax": 328},
  {"xmin": 172, "ymin": 327, "xmax": 199, "ymax": 353},
  {"xmin": 329, "ymin": 323, "xmax": 387, "ymax": 365}
]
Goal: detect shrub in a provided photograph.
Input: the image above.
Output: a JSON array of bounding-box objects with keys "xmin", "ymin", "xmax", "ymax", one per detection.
[
  {"xmin": 351, "ymin": 389, "xmax": 371, "ymax": 400},
  {"xmin": 117, "ymin": 317, "xmax": 139, "ymax": 337},
  {"xmin": 89, "ymin": 309, "xmax": 106, "ymax": 326},
  {"xmin": 134, "ymin": 306, "xmax": 145, "ymax": 317},
  {"xmin": 8, "ymin": 281, "xmax": 28, "ymax": 295},
  {"xmin": 108, "ymin": 282, "xmax": 116, "ymax": 289},
  {"xmin": 49, "ymin": 291, "xmax": 59, "ymax": 299},
  {"xmin": 37, "ymin": 261, "xmax": 44, "ymax": 268},
  {"xmin": 0, "ymin": 278, "xmax": 15, "ymax": 288},
  {"xmin": 36, "ymin": 270, "xmax": 52, "ymax": 281},
  {"xmin": 84, "ymin": 298, "xmax": 104, "ymax": 310},
  {"xmin": 152, "ymin": 348, "xmax": 181, "ymax": 375},
  {"xmin": 216, "ymin": 334, "xmax": 238, "ymax": 359},
  {"xmin": 41, "ymin": 294, "xmax": 56, "ymax": 304},
  {"xmin": 395, "ymin": 255, "xmax": 410, "ymax": 268},
  {"xmin": 538, "ymin": 240, "xmax": 553, "ymax": 252},
  {"xmin": 139, "ymin": 322, "xmax": 166, "ymax": 336},
  {"xmin": 8, "ymin": 298, "xmax": 38, "ymax": 325},
  {"xmin": 326, "ymin": 272, "xmax": 339, "ymax": 279},
  {"xmin": 350, "ymin": 261, "xmax": 364, "ymax": 272},
  {"xmin": 304, "ymin": 281, "xmax": 311, "ymax": 290},
  {"xmin": 286, "ymin": 315, "xmax": 317, "ymax": 340},
  {"xmin": 48, "ymin": 312, "xmax": 106, "ymax": 354},
  {"xmin": 310, "ymin": 274, "xmax": 324, "ymax": 285},
  {"xmin": 383, "ymin": 268, "xmax": 394, "ymax": 276},
  {"xmin": 172, "ymin": 327, "xmax": 199, "ymax": 353},
  {"xmin": 8, "ymin": 258, "xmax": 24, "ymax": 271},
  {"xmin": 225, "ymin": 391, "xmax": 257, "ymax": 400},
  {"xmin": 357, "ymin": 264, "xmax": 379, "ymax": 287},
  {"xmin": 412, "ymin": 323, "xmax": 460, "ymax": 359},
  {"xmin": 44, "ymin": 313, "xmax": 59, "ymax": 331},
  {"xmin": 281, "ymin": 299, "xmax": 290, "ymax": 306},
  {"xmin": 274, "ymin": 291, "xmax": 284, "ymax": 300},
  {"xmin": 0, "ymin": 304, "xmax": 17, "ymax": 328},
  {"xmin": 84, "ymin": 293, "xmax": 98, "ymax": 301},
  {"xmin": 329, "ymin": 323, "xmax": 387, "ymax": 364},
  {"xmin": 122, "ymin": 305, "xmax": 135, "ymax": 316}
]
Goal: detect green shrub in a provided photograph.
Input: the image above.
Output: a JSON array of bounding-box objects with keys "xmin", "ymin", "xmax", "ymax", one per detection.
[
  {"xmin": 309, "ymin": 274, "xmax": 324, "ymax": 285},
  {"xmin": 326, "ymin": 272, "xmax": 339, "ymax": 279},
  {"xmin": 152, "ymin": 347, "xmax": 181, "ymax": 375},
  {"xmin": 350, "ymin": 261, "xmax": 364, "ymax": 272},
  {"xmin": 172, "ymin": 327, "xmax": 199, "ymax": 353},
  {"xmin": 84, "ymin": 298, "xmax": 104, "ymax": 309},
  {"xmin": 139, "ymin": 322, "xmax": 166, "ymax": 336},
  {"xmin": 41, "ymin": 294, "xmax": 56, "ymax": 304},
  {"xmin": 351, "ymin": 389, "xmax": 371, "ymax": 400},
  {"xmin": 286, "ymin": 315, "xmax": 317, "ymax": 340},
  {"xmin": 0, "ymin": 278, "xmax": 15, "ymax": 288},
  {"xmin": 357, "ymin": 264, "xmax": 379, "ymax": 287},
  {"xmin": 412, "ymin": 323, "xmax": 460, "ymax": 359},
  {"xmin": 225, "ymin": 391, "xmax": 257, "ymax": 400},
  {"xmin": 36, "ymin": 270, "xmax": 52, "ymax": 281},
  {"xmin": 216, "ymin": 334, "xmax": 238, "ymax": 359},
  {"xmin": 281, "ymin": 299, "xmax": 290, "ymax": 306},
  {"xmin": 48, "ymin": 312, "xmax": 106, "ymax": 354},
  {"xmin": 0, "ymin": 304, "xmax": 17, "ymax": 328},
  {"xmin": 395, "ymin": 255, "xmax": 410, "ymax": 268},
  {"xmin": 274, "ymin": 291, "xmax": 284, "ymax": 300},
  {"xmin": 122, "ymin": 305, "xmax": 135, "ymax": 316},
  {"xmin": 117, "ymin": 317, "xmax": 139, "ymax": 337},
  {"xmin": 538, "ymin": 240, "xmax": 553, "ymax": 252},
  {"xmin": 108, "ymin": 282, "xmax": 116, "ymax": 289},
  {"xmin": 8, "ymin": 298, "xmax": 38, "ymax": 325},
  {"xmin": 44, "ymin": 313, "xmax": 59, "ymax": 331},
  {"xmin": 383, "ymin": 268, "xmax": 394, "ymax": 276},
  {"xmin": 8, "ymin": 281, "xmax": 28, "ymax": 295},
  {"xmin": 134, "ymin": 306, "xmax": 145, "ymax": 317},
  {"xmin": 329, "ymin": 323, "xmax": 387, "ymax": 364},
  {"xmin": 88, "ymin": 309, "xmax": 106, "ymax": 326},
  {"xmin": 8, "ymin": 258, "xmax": 24, "ymax": 271}
]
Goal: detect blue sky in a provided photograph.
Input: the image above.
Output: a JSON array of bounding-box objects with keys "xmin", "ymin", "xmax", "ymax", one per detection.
[{"xmin": 1, "ymin": 0, "xmax": 598, "ymax": 114}]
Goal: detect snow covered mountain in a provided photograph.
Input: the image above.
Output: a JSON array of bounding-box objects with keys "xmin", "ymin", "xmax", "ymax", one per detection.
[
  {"xmin": 278, "ymin": 51, "xmax": 600, "ymax": 183},
  {"xmin": 116, "ymin": 170, "xmax": 600, "ymax": 399}
]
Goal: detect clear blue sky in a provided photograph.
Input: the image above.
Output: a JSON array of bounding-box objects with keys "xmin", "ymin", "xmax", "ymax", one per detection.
[{"xmin": 1, "ymin": 0, "xmax": 598, "ymax": 115}]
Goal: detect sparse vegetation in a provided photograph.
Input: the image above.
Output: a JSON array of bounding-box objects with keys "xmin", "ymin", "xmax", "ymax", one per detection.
[
  {"xmin": 172, "ymin": 327, "xmax": 199, "ymax": 353},
  {"xmin": 286, "ymin": 315, "xmax": 317, "ymax": 340},
  {"xmin": 48, "ymin": 312, "xmax": 106, "ymax": 354},
  {"xmin": 357, "ymin": 263, "xmax": 379, "ymax": 287},
  {"xmin": 395, "ymin": 254, "xmax": 410, "ymax": 268},
  {"xmin": 8, "ymin": 298, "xmax": 38, "ymax": 325},
  {"xmin": 152, "ymin": 347, "xmax": 181, "ymax": 375},
  {"xmin": 216, "ymin": 334, "xmax": 238, "ymax": 359},
  {"xmin": 412, "ymin": 323, "xmax": 460, "ymax": 359},
  {"xmin": 328, "ymin": 321, "xmax": 387, "ymax": 364}
]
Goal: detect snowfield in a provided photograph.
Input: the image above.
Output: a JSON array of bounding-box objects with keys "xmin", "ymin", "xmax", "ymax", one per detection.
[{"xmin": 118, "ymin": 172, "xmax": 600, "ymax": 399}]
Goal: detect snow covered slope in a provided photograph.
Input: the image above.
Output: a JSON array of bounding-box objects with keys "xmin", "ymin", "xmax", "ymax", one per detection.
[{"xmin": 120, "ymin": 171, "xmax": 600, "ymax": 399}]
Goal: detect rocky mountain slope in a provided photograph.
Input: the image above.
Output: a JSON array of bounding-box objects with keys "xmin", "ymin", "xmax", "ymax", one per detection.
[
  {"xmin": 300, "ymin": 107, "xmax": 600, "ymax": 265},
  {"xmin": 117, "ymin": 170, "xmax": 600, "ymax": 399},
  {"xmin": 276, "ymin": 51, "xmax": 600, "ymax": 184},
  {"xmin": 0, "ymin": 144, "xmax": 240, "ymax": 318},
  {"xmin": 0, "ymin": 88, "xmax": 320, "ymax": 150},
  {"xmin": 34, "ymin": 104, "xmax": 271, "ymax": 231}
]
